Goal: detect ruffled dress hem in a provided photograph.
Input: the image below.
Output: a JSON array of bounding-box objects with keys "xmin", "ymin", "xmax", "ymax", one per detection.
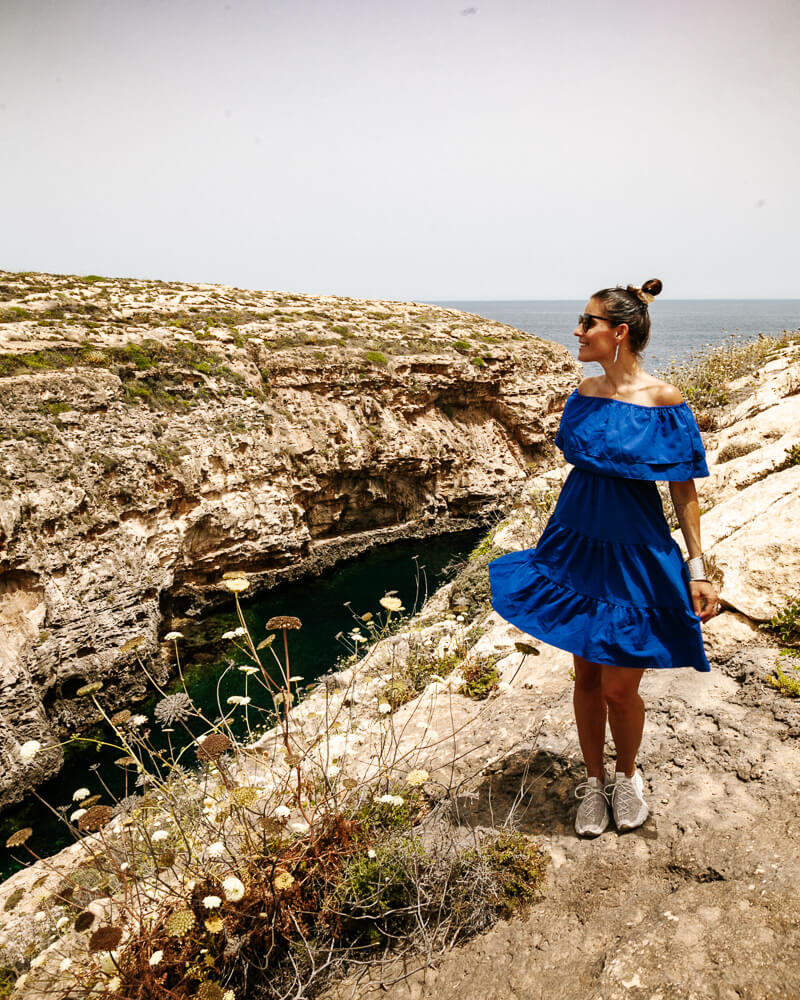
[{"xmin": 489, "ymin": 552, "xmax": 711, "ymax": 672}]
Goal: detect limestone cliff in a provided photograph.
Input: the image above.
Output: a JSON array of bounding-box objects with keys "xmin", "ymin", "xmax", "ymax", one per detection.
[{"xmin": 0, "ymin": 271, "xmax": 578, "ymax": 806}]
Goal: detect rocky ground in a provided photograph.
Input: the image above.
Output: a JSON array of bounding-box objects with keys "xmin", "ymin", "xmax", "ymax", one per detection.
[
  {"xmin": 0, "ymin": 270, "xmax": 576, "ymax": 806},
  {"xmin": 1, "ymin": 315, "xmax": 798, "ymax": 1000},
  {"xmin": 317, "ymin": 341, "xmax": 800, "ymax": 1000}
]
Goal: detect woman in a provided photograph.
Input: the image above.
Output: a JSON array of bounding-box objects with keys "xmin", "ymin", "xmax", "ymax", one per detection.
[{"xmin": 489, "ymin": 279, "xmax": 718, "ymax": 836}]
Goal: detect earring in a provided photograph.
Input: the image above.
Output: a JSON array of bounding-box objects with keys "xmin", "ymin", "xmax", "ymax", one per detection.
[{"xmin": 614, "ymin": 341, "xmax": 620, "ymax": 364}]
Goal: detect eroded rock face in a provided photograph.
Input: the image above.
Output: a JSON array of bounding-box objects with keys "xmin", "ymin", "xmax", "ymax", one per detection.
[
  {"xmin": 0, "ymin": 270, "xmax": 579, "ymax": 805},
  {"xmin": 682, "ymin": 341, "xmax": 800, "ymax": 623}
]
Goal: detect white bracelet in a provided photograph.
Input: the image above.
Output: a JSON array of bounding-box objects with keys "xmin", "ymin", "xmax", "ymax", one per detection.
[{"xmin": 687, "ymin": 555, "xmax": 708, "ymax": 581}]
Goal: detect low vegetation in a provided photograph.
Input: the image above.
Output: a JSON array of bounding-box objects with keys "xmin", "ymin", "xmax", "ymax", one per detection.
[
  {"xmin": 716, "ymin": 440, "xmax": 760, "ymax": 464},
  {"xmin": 656, "ymin": 331, "xmax": 800, "ymax": 429},
  {"xmin": 766, "ymin": 655, "xmax": 800, "ymax": 698},
  {"xmin": 0, "ymin": 576, "xmax": 546, "ymax": 1000},
  {"xmin": 765, "ymin": 597, "xmax": 800, "ymax": 649}
]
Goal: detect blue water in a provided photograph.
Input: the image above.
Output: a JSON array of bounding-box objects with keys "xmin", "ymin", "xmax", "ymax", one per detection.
[{"xmin": 433, "ymin": 300, "xmax": 800, "ymax": 373}]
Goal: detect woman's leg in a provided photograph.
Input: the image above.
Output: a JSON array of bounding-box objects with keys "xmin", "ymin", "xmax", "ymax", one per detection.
[
  {"xmin": 572, "ymin": 656, "xmax": 607, "ymax": 780},
  {"xmin": 601, "ymin": 665, "xmax": 646, "ymax": 777}
]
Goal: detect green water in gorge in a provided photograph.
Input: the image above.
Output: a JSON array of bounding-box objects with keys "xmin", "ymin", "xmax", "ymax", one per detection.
[{"xmin": 1, "ymin": 528, "xmax": 483, "ymax": 880}]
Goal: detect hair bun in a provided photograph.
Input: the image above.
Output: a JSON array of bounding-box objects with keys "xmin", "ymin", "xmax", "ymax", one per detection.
[{"xmin": 626, "ymin": 278, "xmax": 662, "ymax": 305}]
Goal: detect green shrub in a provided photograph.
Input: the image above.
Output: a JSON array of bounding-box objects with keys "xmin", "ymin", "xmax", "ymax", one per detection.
[
  {"xmin": 460, "ymin": 657, "xmax": 499, "ymax": 700},
  {"xmin": 365, "ymin": 350, "xmax": 388, "ymax": 365},
  {"xmin": 765, "ymin": 597, "xmax": 800, "ymax": 648},
  {"xmin": 766, "ymin": 652, "xmax": 800, "ymax": 697},
  {"xmin": 775, "ymin": 443, "xmax": 800, "ymax": 471}
]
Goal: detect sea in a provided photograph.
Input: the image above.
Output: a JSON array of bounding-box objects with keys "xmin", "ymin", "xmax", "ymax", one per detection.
[{"xmin": 432, "ymin": 300, "xmax": 800, "ymax": 373}]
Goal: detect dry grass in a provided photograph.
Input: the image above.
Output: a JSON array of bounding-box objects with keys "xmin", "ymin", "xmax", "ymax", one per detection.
[
  {"xmin": 657, "ymin": 331, "xmax": 800, "ymax": 429},
  {"xmin": 0, "ymin": 577, "xmax": 546, "ymax": 1000}
]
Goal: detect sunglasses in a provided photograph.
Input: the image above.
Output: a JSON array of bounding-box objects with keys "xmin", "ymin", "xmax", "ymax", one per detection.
[{"xmin": 578, "ymin": 313, "xmax": 612, "ymax": 332}]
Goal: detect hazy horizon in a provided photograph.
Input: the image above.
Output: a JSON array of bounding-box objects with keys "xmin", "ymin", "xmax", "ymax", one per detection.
[{"xmin": 2, "ymin": 0, "xmax": 798, "ymax": 301}]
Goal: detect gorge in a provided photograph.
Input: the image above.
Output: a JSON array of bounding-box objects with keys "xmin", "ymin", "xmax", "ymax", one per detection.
[{"xmin": 0, "ymin": 270, "xmax": 579, "ymax": 807}]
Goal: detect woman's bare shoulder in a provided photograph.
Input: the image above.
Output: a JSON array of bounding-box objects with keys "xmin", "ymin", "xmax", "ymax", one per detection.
[
  {"xmin": 576, "ymin": 376, "xmax": 602, "ymax": 396},
  {"xmin": 647, "ymin": 379, "xmax": 684, "ymax": 406}
]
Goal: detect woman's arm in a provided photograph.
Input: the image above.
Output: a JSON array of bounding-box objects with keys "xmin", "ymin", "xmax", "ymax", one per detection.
[{"xmin": 668, "ymin": 479, "xmax": 718, "ymax": 623}]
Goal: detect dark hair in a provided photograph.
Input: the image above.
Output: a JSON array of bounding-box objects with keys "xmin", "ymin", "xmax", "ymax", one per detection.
[{"xmin": 592, "ymin": 278, "xmax": 663, "ymax": 356}]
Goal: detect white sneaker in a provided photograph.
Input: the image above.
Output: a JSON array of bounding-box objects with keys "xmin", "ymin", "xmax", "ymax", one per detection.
[
  {"xmin": 574, "ymin": 775, "xmax": 610, "ymax": 837},
  {"xmin": 610, "ymin": 770, "xmax": 649, "ymax": 831}
]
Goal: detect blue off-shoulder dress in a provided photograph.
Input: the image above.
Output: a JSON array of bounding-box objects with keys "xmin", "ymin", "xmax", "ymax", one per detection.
[{"xmin": 489, "ymin": 389, "xmax": 711, "ymax": 672}]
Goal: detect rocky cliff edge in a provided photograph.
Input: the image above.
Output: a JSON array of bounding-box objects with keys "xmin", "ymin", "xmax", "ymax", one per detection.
[{"xmin": 0, "ymin": 271, "xmax": 578, "ymax": 806}]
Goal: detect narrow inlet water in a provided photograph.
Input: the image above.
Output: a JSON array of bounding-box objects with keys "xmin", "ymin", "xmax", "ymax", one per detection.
[{"xmin": 1, "ymin": 528, "xmax": 484, "ymax": 880}]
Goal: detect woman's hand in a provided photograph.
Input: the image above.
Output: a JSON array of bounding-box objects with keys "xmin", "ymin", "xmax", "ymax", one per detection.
[{"xmin": 690, "ymin": 580, "xmax": 718, "ymax": 623}]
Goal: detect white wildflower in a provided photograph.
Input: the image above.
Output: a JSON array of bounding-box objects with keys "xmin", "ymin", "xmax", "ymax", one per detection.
[
  {"xmin": 73, "ymin": 787, "xmax": 90, "ymax": 801},
  {"xmin": 377, "ymin": 794, "xmax": 404, "ymax": 807},
  {"xmin": 379, "ymin": 596, "xmax": 403, "ymax": 612},
  {"xmin": 238, "ymin": 665, "xmax": 259, "ymax": 675},
  {"xmin": 378, "ymin": 702, "xmax": 392, "ymax": 714},
  {"xmin": 227, "ymin": 695, "xmax": 251, "ymax": 706},
  {"xmin": 30, "ymin": 954, "xmax": 46, "ymax": 969},
  {"xmin": 203, "ymin": 895, "xmax": 222, "ymax": 909},
  {"xmin": 152, "ymin": 829, "xmax": 169, "ymax": 842},
  {"xmin": 149, "ymin": 950, "xmax": 163, "ymax": 966},
  {"xmin": 222, "ymin": 627, "xmax": 247, "ymax": 639},
  {"xmin": 19, "ymin": 740, "xmax": 42, "ymax": 760},
  {"xmin": 120, "ymin": 862, "xmax": 130, "ymax": 871},
  {"xmin": 406, "ymin": 769, "xmax": 430, "ymax": 787},
  {"xmin": 56, "ymin": 916, "xmax": 70, "ymax": 931},
  {"xmin": 497, "ymin": 681, "xmax": 513, "ymax": 694},
  {"xmin": 59, "ymin": 957, "xmax": 72, "ymax": 972},
  {"xmin": 99, "ymin": 951, "xmax": 119, "ymax": 975},
  {"xmin": 129, "ymin": 714, "xmax": 148, "ymax": 727},
  {"xmin": 163, "ymin": 631, "xmax": 184, "ymax": 641},
  {"xmin": 274, "ymin": 805, "xmax": 290, "ymax": 820},
  {"xmin": 367, "ymin": 849, "xmax": 377, "ymax": 858},
  {"xmin": 206, "ymin": 841, "xmax": 225, "ymax": 858},
  {"xmin": 107, "ymin": 976, "xmax": 121, "ymax": 991},
  {"xmin": 70, "ymin": 808, "xmax": 87, "ymax": 823},
  {"xmin": 222, "ymin": 875, "xmax": 245, "ymax": 902},
  {"xmin": 289, "ymin": 820, "xmax": 310, "ymax": 834}
]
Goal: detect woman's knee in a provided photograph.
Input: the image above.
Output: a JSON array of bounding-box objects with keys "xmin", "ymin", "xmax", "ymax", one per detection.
[
  {"xmin": 601, "ymin": 668, "xmax": 644, "ymax": 708},
  {"xmin": 573, "ymin": 657, "xmax": 603, "ymax": 692}
]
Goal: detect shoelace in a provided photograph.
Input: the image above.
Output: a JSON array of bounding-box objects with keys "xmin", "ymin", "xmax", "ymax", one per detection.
[
  {"xmin": 607, "ymin": 778, "xmax": 637, "ymax": 812},
  {"xmin": 574, "ymin": 780, "xmax": 611, "ymax": 803}
]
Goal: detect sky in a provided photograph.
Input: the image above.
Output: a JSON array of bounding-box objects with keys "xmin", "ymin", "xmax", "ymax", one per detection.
[{"xmin": 1, "ymin": 0, "xmax": 798, "ymax": 301}]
